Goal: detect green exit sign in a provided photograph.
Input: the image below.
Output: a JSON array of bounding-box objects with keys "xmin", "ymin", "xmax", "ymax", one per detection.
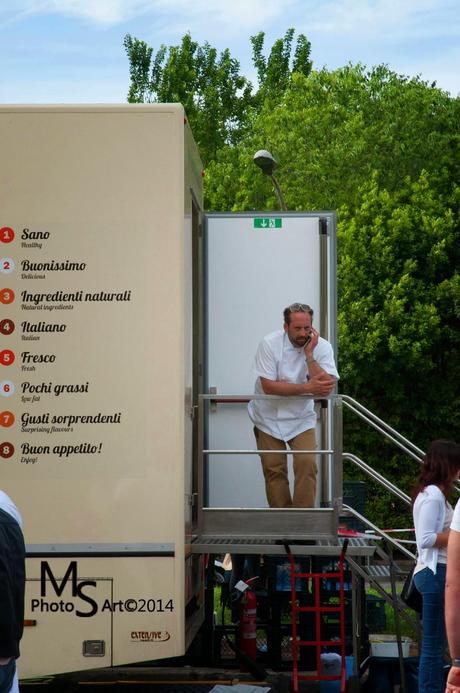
[{"xmin": 253, "ymin": 217, "xmax": 283, "ymax": 229}]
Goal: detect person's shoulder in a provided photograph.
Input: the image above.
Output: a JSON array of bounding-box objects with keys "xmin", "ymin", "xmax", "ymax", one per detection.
[
  {"xmin": 315, "ymin": 336, "xmax": 335, "ymax": 358},
  {"xmin": 423, "ymin": 485, "xmax": 444, "ymax": 500},
  {"xmin": 0, "ymin": 488, "xmax": 13, "ymax": 508},
  {"xmin": 0, "ymin": 489, "xmax": 23, "ymax": 527},
  {"xmin": 317, "ymin": 335, "xmax": 333, "ymax": 349},
  {"xmin": 262, "ymin": 329, "xmax": 284, "ymax": 347}
]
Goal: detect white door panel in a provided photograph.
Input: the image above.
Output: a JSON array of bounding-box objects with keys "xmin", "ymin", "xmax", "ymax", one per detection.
[{"xmin": 205, "ymin": 214, "xmax": 324, "ymax": 507}]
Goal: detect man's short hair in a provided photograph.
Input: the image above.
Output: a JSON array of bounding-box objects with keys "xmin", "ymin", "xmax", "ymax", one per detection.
[{"xmin": 283, "ymin": 303, "xmax": 314, "ymax": 324}]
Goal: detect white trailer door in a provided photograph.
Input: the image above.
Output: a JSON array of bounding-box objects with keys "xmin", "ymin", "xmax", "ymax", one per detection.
[{"xmin": 205, "ymin": 213, "xmax": 334, "ymax": 507}]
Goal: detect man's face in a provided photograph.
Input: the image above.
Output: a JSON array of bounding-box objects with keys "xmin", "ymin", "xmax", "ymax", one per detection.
[{"xmin": 284, "ymin": 311, "xmax": 313, "ymax": 348}]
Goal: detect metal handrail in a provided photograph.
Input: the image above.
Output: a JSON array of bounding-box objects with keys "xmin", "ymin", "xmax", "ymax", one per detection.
[
  {"xmin": 203, "ymin": 449, "xmax": 333, "ymax": 455},
  {"xmin": 342, "ymin": 505, "xmax": 415, "ymax": 561},
  {"xmin": 202, "ymin": 393, "xmax": 327, "ymax": 400},
  {"xmin": 206, "ymin": 393, "xmax": 423, "ymax": 459},
  {"xmin": 195, "ymin": 392, "xmax": 344, "ymax": 533},
  {"xmin": 198, "ymin": 392, "xmax": 429, "ymax": 523},
  {"xmin": 341, "ymin": 394, "xmax": 424, "ymax": 462},
  {"xmin": 342, "ymin": 453, "xmax": 411, "ymax": 506}
]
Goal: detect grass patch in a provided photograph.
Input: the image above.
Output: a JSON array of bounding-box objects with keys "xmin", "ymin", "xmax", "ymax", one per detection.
[{"xmin": 366, "ymin": 587, "xmax": 419, "ymax": 641}]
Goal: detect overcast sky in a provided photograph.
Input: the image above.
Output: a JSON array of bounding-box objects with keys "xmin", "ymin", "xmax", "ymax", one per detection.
[{"xmin": 0, "ymin": 0, "xmax": 458, "ymax": 103}]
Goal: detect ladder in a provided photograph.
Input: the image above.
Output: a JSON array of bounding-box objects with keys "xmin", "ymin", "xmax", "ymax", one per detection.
[{"xmin": 286, "ymin": 539, "xmax": 349, "ymax": 693}]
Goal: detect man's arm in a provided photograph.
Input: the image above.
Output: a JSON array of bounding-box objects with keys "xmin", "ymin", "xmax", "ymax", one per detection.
[
  {"xmin": 304, "ymin": 328, "xmax": 338, "ymax": 380},
  {"xmin": 445, "ymin": 529, "xmax": 460, "ymax": 692},
  {"xmin": 260, "ymin": 373, "xmax": 335, "ymax": 398},
  {"xmin": 255, "ymin": 333, "xmax": 336, "ymax": 398}
]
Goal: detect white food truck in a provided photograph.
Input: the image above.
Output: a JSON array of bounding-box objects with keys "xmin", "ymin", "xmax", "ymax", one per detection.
[
  {"xmin": 0, "ymin": 105, "xmax": 340, "ymax": 681},
  {"xmin": 0, "ymin": 104, "xmax": 205, "ymax": 678}
]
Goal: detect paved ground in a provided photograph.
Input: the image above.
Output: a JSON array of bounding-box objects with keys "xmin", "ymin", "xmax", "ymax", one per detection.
[{"xmin": 19, "ymin": 667, "xmax": 322, "ymax": 692}]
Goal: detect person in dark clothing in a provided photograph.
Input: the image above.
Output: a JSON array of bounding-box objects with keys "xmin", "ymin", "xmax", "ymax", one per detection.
[{"xmin": 0, "ymin": 490, "xmax": 25, "ymax": 693}]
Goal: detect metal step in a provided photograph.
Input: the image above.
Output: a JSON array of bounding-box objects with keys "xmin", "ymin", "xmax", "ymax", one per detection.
[
  {"xmin": 367, "ymin": 564, "xmax": 397, "ymax": 583},
  {"xmin": 365, "ymin": 560, "xmax": 410, "ymax": 582}
]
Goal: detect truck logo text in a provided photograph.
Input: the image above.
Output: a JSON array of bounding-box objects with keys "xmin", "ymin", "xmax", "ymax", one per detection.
[
  {"xmin": 34, "ymin": 560, "xmax": 98, "ymax": 617},
  {"xmin": 31, "ymin": 561, "xmax": 175, "ymax": 618},
  {"xmin": 131, "ymin": 631, "xmax": 171, "ymax": 642}
]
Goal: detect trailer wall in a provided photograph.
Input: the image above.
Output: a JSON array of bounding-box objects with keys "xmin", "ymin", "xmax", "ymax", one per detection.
[{"xmin": 0, "ymin": 104, "xmax": 203, "ymax": 676}]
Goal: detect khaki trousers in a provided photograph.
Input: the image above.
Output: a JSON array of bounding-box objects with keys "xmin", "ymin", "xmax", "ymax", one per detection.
[{"xmin": 254, "ymin": 426, "xmax": 317, "ymax": 508}]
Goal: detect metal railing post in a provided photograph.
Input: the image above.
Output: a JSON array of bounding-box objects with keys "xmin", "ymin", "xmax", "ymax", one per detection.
[
  {"xmin": 196, "ymin": 395, "xmax": 204, "ymax": 535},
  {"xmin": 320, "ymin": 402, "xmax": 329, "ymax": 507},
  {"xmin": 332, "ymin": 396, "xmax": 343, "ymax": 529}
]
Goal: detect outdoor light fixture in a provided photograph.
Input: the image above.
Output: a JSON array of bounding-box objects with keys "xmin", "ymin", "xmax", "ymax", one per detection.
[{"xmin": 253, "ymin": 149, "xmax": 287, "ymax": 211}]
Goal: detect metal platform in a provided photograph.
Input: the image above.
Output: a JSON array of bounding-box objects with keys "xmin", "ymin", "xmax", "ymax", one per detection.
[
  {"xmin": 192, "ymin": 507, "xmax": 377, "ymax": 556},
  {"xmin": 191, "ymin": 535, "xmax": 376, "ymax": 557}
]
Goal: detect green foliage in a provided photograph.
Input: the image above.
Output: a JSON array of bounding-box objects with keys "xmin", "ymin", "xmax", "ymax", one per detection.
[
  {"xmin": 124, "ymin": 29, "xmax": 312, "ymax": 165},
  {"xmin": 339, "ymin": 173, "xmax": 460, "ymax": 528},
  {"xmin": 367, "ymin": 588, "xmax": 418, "ymax": 640},
  {"xmin": 338, "ymin": 174, "xmax": 458, "ymax": 391},
  {"xmin": 205, "ymin": 64, "xmax": 459, "ymax": 212},
  {"xmin": 124, "ymin": 33, "xmax": 253, "ymax": 163},
  {"xmin": 250, "ymin": 28, "xmax": 312, "ymax": 104}
]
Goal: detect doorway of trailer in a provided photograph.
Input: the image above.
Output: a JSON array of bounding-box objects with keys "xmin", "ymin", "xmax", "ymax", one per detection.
[{"xmin": 203, "ymin": 212, "xmax": 337, "ymax": 509}]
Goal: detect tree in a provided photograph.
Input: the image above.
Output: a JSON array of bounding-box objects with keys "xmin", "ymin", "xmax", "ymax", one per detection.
[
  {"xmin": 250, "ymin": 28, "xmax": 312, "ymax": 105},
  {"xmin": 205, "ymin": 64, "xmax": 459, "ymax": 212},
  {"xmin": 337, "ymin": 172, "xmax": 460, "ymax": 528},
  {"xmin": 124, "ymin": 33, "xmax": 253, "ymax": 163},
  {"xmin": 124, "ymin": 29, "xmax": 313, "ymax": 165}
]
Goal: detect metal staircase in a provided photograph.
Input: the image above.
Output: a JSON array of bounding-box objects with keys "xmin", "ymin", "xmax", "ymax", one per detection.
[
  {"xmin": 191, "ymin": 391, "xmax": 425, "ymax": 681},
  {"xmin": 192, "ymin": 393, "xmax": 420, "ymax": 555},
  {"xmin": 339, "ymin": 395, "xmax": 422, "ymax": 636}
]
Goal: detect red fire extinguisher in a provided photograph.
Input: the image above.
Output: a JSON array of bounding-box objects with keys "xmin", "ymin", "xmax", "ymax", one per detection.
[{"xmin": 238, "ymin": 585, "xmax": 257, "ymax": 661}]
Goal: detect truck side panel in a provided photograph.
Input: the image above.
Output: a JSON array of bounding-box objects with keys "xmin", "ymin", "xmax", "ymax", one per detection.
[{"xmin": 0, "ymin": 104, "xmax": 202, "ymax": 676}]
